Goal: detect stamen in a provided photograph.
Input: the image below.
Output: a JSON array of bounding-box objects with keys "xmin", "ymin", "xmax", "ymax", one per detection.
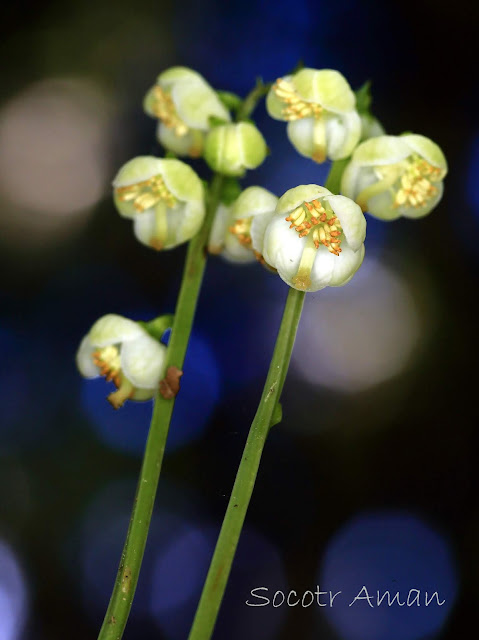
[
  {"xmin": 229, "ymin": 217, "xmax": 253, "ymax": 247},
  {"xmin": 273, "ymin": 78, "xmax": 323, "ymax": 121},
  {"xmin": 393, "ymin": 155, "xmax": 441, "ymax": 209},
  {"xmin": 150, "ymin": 86, "xmax": 189, "ymax": 136},
  {"xmin": 285, "ymin": 199, "xmax": 343, "ymax": 256},
  {"xmin": 115, "ymin": 174, "xmax": 177, "ymax": 213}
]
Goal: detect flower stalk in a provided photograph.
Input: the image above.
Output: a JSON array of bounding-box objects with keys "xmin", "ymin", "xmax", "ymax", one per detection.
[
  {"xmin": 188, "ymin": 286, "xmax": 305, "ymax": 640},
  {"xmin": 97, "ymin": 173, "xmax": 223, "ymax": 640}
]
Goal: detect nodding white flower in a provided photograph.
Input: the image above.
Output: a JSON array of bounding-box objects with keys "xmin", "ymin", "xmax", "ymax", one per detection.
[
  {"xmin": 143, "ymin": 67, "xmax": 231, "ymax": 158},
  {"xmin": 341, "ymin": 134, "xmax": 447, "ymax": 220},
  {"xmin": 203, "ymin": 122, "xmax": 268, "ymax": 176},
  {"xmin": 113, "ymin": 156, "xmax": 205, "ymax": 251},
  {"xmin": 208, "ymin": 186, "xmax": 278, "ymax": 263},
  {"xmin": 252, "ymin": 184, "xmax": 366, "ymax": 292},
  {"xmin": 266, "ymin": 68, "xmax": 361, "ymax": 163},
  {"xmin": 76, "ymin": 314, "xmax": 167, "ymax": 409}
]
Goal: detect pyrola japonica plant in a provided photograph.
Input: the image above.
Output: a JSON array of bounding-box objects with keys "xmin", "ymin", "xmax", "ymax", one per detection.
[{"xmin": 76, "ymin": 64, "xmax": 447, "ymax": 640}]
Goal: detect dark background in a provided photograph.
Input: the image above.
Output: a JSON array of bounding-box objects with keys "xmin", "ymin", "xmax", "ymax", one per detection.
[{"xmin": 0, "ymin": 1, "xmax": 478, "ymax": 639}]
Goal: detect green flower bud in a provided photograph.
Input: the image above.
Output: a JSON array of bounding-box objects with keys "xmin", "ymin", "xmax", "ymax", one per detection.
[
  {"xmin": 203, "ymin": 123, "xmax": 268, "ymax": 176},
  {"xmin": 266, "ymin": 68, "xmax": 361, "ymax": 163},
  {"xmin": 208, "ymin": 186, "xmax": 278, "ymax": 262},
  {"xmin": 76, "ymin": 314, "xmax": 167, "ymax": 408},
  {"xmin": 112, "ymin": 156, "xmax": 205, "ymax": 251},
  {"xmin": 252, "ymin": 184, "xmax": 366, "ymax": 292},
  {"xmin": 144, "ymin": 66, "xmax": 231, "ymax": 158},
  {"xmin": 341, "ymin": 134, "xmax": 447, "ymax": 220}
]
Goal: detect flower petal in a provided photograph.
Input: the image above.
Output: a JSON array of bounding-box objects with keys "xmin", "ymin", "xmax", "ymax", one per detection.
[
  {"xmin": 172, "ymin": 78, "xmax": 231, "ymax": 130},
  {"xmin": 223, "ymin": 233, "xmax": 257, "ymax": 263},
  {"xmin": 89, "ymin": 314, "xmax": 143, "ymax": 347},
  {"xmin": 112, "ymin": 156, "xmax": 165, "ymax": 188},
  {"xmin": 157, "ymin": 122, "xmax": 204, "ymax": 157},
  {"xmin": 266, "ymin": 76, "xmax": 293, "ymax": 120},
  {"xmin": 325, "ymin": 110, "xmax": 361, "ymax": 160},
  {"xmin": 160, "ymin": 158, "xmax": 204, "ymax": 204},
  {"xmin": 120, "ymin": 333, "xmax": 167, "ymax": 390},
  {"xmin": 208, "ymin": 203, "xmax": 231, "ymax": 254},
  {"xmin": 275, "ymin": 185, "xmax": 332, "ymax": 216},
  {"xmin": 402, "ymin": 134, "xmax": 448, "ymax": 173},
  {"xmin": 231, "ymin": 186, "xmax": 278, "ymax": 219},
  {"xmin": 287, "ymin": 118, "xmax": 315, "ymax": 159},
  {"xmin": 328, "ymin": 241, "xmax": 365, "ymax": 287},
  {"xmin": 351, "ymin": 135, "xmax": 412, "ymax": 167},
  {"xmin": 250, "ymin": 211, "xmax": 276, "ymax": 255},
  {"xmin": 325, "ymin": 195, "xmax": 366, "ymax": 251},
  {"xmin": 293, "ymin": 69, "xmax": 356, "ymax": 114},
  {"xmin": 76, "ymin": 335, "xmax": 99, "ymax": 378}
]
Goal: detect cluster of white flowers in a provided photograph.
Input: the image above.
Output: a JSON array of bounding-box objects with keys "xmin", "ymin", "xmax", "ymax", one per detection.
[{"xmin": 77, "ymin": 65, "xmax": 447, "ymax": 405}]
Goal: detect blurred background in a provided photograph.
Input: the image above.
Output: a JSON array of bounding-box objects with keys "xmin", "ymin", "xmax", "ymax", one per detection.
[{"xmin": 1, "ymin": 0, "xmax": 478, "ymax": 638}]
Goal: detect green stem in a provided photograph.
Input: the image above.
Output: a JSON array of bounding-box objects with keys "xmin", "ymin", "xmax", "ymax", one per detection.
[
  {"xmin": 188, "ymin": 287, "xmax": 305, "ymax": 640},
  {"xmin": 97, "ymin": 173, "xmax": 224, "ymax": 640},
  {"xmin": 325, "ymin": 158, "xmax": 349, "ymax": 194},
  {"xmin": 236, "ymin": 79, "xmax": 272, "ymax": 121}
]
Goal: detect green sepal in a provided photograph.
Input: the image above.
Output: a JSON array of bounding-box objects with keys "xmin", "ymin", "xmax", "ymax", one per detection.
[
  {"xmin": 355, "ymin": 80, "xmax": 372, "ymax": 115},
  {"xmin": 208, "ymin": 115, "xmax": 230, "ymax": 128},
  {"xmin": 220, "ymin": 177, "xmax": 242, "ymax": 206},
  {"xmin": 164, "ymin": 150, "xmax": 178, "ymax": 159},
  {"xmin": 140, "ymin": 314, "xmax": 174, "ymax": 341},
  {"xmin": 216, "ymin": 90, "xmax": 242, "ymax": 112}
]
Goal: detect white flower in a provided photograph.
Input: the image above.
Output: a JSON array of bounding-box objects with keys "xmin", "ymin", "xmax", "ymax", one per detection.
[
  {"xmin": 143, "ymin": 67, "xmax": 231, "ymax": 157},
  {"xmin": 203, "ymin": 123, "xmax": 268, "ymax": 176},
  {"xmin": 341, "ymin": 134, "xmax": 447, "ymax": 220},
  {"xmin": 252, "ymin": 184, "xmax": 366, "ymax": 292},
  {"xmin": 208, "ymin": 186, "xmax": 278, "ymax": 263},
  {"xmin": 76, "ymin": 314, "xmax": 167, "ymax": 408},
  {"xmin": 266, "ymin": 68, "xmax": 361, "ymax": 163},
  {"xmin": 112, "ymin": 156, "xmax": 205, "ymax": 251}
]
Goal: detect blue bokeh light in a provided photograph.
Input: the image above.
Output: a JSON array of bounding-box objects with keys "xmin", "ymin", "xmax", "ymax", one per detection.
[
  {"xmin": 80, "ymin": 332, "xmax": 220, "ymax": 456},
  {"xmin": 0, "ymin": 540, "xmax": 28, "ymax": 640},
  {"xmin": 318, "ymin": 510, "xmax": 458, "ymax": 640},
  {"xmin": 467, "ymin": 132, "xmax": 479, "ymax": 214}
]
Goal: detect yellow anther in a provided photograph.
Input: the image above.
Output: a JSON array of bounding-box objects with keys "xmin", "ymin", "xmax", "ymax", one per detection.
[
  {"xmin": 393, "ymin": 155, "xmax": 441, "ymax": 209},
  {"xmin": 150, "ymin": 86, "xmax": 189, "ymax": 136},
  {"xmin": 272, "ymin": 78, "xmax": 323, "ymax": 121},
  {"xmin": 115, "ymin": 175, "xmax": 177, "ymax": 213},
  {"xmin": 92, "ymin": 346, "xmax": 122, "ymax": 387},
  {"xmin": 229, "ymin": 217, "xmax": 253, "ymax": 246},
  {"xmin": 285, "ymin": 200, "xmax": 343, "ymax": 256}
]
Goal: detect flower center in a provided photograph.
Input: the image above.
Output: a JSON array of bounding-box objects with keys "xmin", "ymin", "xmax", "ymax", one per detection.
[
  {"xmin": 92, "ymin": 345, "xmax": 121, "ymax": 386},
  {"xmin": 273, "ymin": 78, "xmax": 323, "ymax": 121},
  {"xmin": 115, "ymin": 174, "xmax": 177, "ymax": 213},
  {"xmin": 229, "ymin": 217, "xmax": 252, "ymax": 246},
  {"xmin": 391, "ymin": 155, "xmax": 443, "ymax": 208},
  {"xmin": 150, "ymin": 85, "xmax": 189, "ymax": 136},
  {"xmin": 285, "ymin": 199, "xmax": 343, "ymax": 256}
]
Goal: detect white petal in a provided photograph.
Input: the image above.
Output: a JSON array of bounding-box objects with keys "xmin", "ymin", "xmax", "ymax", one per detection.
[
  {"xmin": 325, "ymin": 110, "xmax": 361, "ymax": 160},
  {"xmin": 112, "ymin": 156, "xmax": 164, "ymax": 188},
  {"xmin": 263, "ymin": 214, "xmax": 305, "ymax": 277},
  {"xmin": 208, "ymin": 203, "xmax": 231, "ymax": 254},
  {"xmin": 157, "ymin": 122, "xmax": 203, "ymax": 157},
  {"xmin": 76, "ymin": 335, "xmax": 99, "ymax": 378},
  {"xmin": 276, "ymin": 185, "xmax": 332, "ymax": 216},
  {"xmin": 340, "ymin": 162, "xmax": 377, "ymax": 201},
  {"xmin": 231, "ymin": 186, "xmax": 278, "ymax": 219},
  {"xmin": 325, "ymin": 195, "xmax": 366, "ymax": 251},
  {"xmin": 223, "ymin": 233, "xmax": 256, "ymax": 263},
  {"xmin": 328, "ymin": 241, "xmax": 365, "ymax": 287},
  {"xmin": 352, "ymin": 136, "xmax": 412, "ymax": 167},
  {"xmin": 120, "ymin": 333, "xmax": 167, "ymax": 389},
  {"xmin": 172, "ymin": 78, "xmax": 231, "ymax": 130},
  {"xmin": 250, "ymin": 211, "xmax": 276, "ymax": 254},
  {"xmin": 133, "ymin": 208, "xmax": 157, "ymax": 249},
  {"xmin": 367, "ymin": 190, "xmax": 400, "ymax": 221},
  {"xmin": 89, "ymin": 314, "xmax": 143, "ymax": 347},
  {"xmin": 287, "ymin": 118, "xmax": 315, "ymax": 158},
  {"xmin": 309, "ymin": 246, "xmax": 335, "ymax": 291},
  {"xmin": 402, "ymin": 134, "xmax": 447, "ymax": 171}
]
